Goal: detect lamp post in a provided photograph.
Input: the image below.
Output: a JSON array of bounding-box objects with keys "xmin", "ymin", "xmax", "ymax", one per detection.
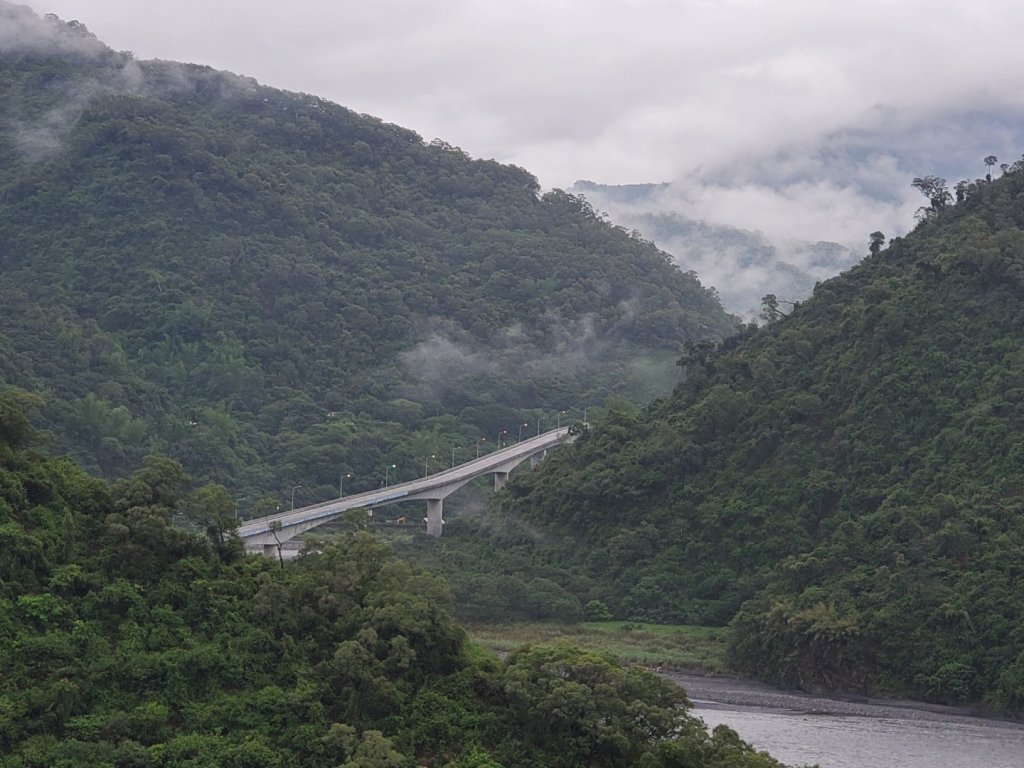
[
  {"xmin": 385, "ymin": 463, "xmax": 397, "ymax": 487},
  {"xmin": 424, "ymin": 454, "xmax": 435, "ymax": 477},
  {"xmin": 477, "ymin": 437, "xmax": 487, "ymax": 458},
  {"xmin": 451, "ymin": 445, "xmax": 457, "ymax": 467},
  {"xmin": 496, "ymin": 428, "xmax": 508, "ymax": 449},
  {"xmin": 340, "ymin": 472, "xmax": 352, "ymax": 497},
  {"xmin": 290, "ymin": 485, "xmax": 302, "ymax": 511},
  {"xmin": 518, "ymin": 422, "xmax": 529, "ymax": 442},
  {"xmin": 537, "ymin": 416, "xmax": 545, "ymax": 435},
  {"xmin": 583, "ymin": 407, "xmax": 588, "ymax": 426},
  {"xmin": 234, "ymin": 496, "xmax": 246, "ymax": 520},
  {"xmin": 557, "ymin": 409, "xmax": 567, "ymax": 428}
]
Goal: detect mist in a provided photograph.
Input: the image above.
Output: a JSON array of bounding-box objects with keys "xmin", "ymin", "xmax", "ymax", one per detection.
[{"xmin": 1, "ymin": 6, "xmax": 260, "ymax": 161}]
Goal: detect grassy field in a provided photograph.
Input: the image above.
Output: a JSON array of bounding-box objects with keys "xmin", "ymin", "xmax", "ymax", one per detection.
[{"xmin": 465, "ymin": 621, "xmax": 732, "ymax": 673}]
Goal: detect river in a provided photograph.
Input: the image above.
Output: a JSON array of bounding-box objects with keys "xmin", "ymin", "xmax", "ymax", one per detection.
[{"xmin": 663, "ymin": 673, "xmax": 1024, "ymax": 768}]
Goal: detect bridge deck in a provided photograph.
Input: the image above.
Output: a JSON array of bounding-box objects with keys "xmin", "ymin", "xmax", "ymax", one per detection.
[{"xmin": 237, "ymin": 426, "xmax": 571, "ymax": 545}]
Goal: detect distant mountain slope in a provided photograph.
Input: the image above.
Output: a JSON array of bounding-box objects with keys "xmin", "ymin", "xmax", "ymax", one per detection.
[
  {"xmin": 500, "ymin": 163, "xmax": 1024, "ymax": 712},
  {"xmin": 0, "ymin": 6, "xmax": 735, "ymax": 498},
  {"xmin": 573, "ymin": 180, "xmax": 860, "ymax": 318},
  {"xmin": 571, "ymin": 105, "xmax": 1024, "ymax": 320}
]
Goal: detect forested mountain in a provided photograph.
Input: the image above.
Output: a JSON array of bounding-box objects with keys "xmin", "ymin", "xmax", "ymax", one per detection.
[
  {"xmin": 488, "ymin": 162, "xmax": 1024, "ymax": 712},
  {"xmin": 0, "ymin": 5, "xmax": 734, "ymax": 505},
  {"xmin": 0, "ymin": 390, "xmax": 787, "ymax": 767}
]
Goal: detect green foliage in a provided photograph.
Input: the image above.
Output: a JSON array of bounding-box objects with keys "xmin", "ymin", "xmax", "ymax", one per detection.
[
  {"xmin": 463, "ymin": 160, "xmax": 1024, "ymax": 712},
  {"xmin": 583, "ymin": 599, "xmax": 613, "ymax": 621},
  {"xmin": 0, "ymin": 407, "xmax": 782, "ymax": 766},
  {"xmin": 0, "ymin": 388, "xmax": 43, "ymax": 453},
  {"xmin": 0, "ymin": 12, "xmax": 735, "ymax": 510}
]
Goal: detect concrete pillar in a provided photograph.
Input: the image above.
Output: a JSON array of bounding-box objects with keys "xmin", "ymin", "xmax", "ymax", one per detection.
[
  {"xmin": 263, "ymin": 543, "xmax": 278, "ymax": 559},
  {"xmin": 530, "ymin": 449, "xmax": 547, "ymax": 468},
  {"xmin": 426, "ymin": 498, "xmax": 444, "ymax": 537},
  {"xmin": 494, "ymin": 471, "xmax": 509, "ymax": 491}
]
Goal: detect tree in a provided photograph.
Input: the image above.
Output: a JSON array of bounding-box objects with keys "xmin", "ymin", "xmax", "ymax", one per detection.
[
  {"xmin": 104, "ymin": 456, "xmax": 194, "ymax": 576},
  {"xmin": 868, "ymin": 231, "xmax": 886, "ymax": 256},
  {"xmin": 985, "ymin": 155, "xmax": 998, "ymax": 181},
  {"xmin": 677, "ymin": 339, "xmax": 717, "ymax": 379},
  {"xmin": 339, "ymin": 506, "xmax": 373, "ymax": 533},
  {"xmin": 759, "ymin": 294, "xmax": 786, "ymax": 324},
  {"xmin": 0, "ymin": 388, "xmax": 43, "ymax": 452},
  {"xmin": 268, "ymin": 520, "xmax": 285, "ymax": 568},
  {"xmin": 180, "ymin": 484, "xmax": 238, "ymax": 546},
  {"xmin": 911, "ymin": 176, "xmax": 952, "ymax": 217},
  {"xmin": 500, "ymin": 643, "xmax": 691, "ymax": 768}
]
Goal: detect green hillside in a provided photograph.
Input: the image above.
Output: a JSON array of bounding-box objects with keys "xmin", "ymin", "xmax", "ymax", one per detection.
[
  {"xmin": 0, "ymin": 6, "xmax": 734, "ymax": 504},
  {"xmin": 0, "ymin": 391, "xmax": 788, "ymax": 767},
  {"xmin": 487, "ymin": 163, "xmax": 1024, "ymax": 711}
]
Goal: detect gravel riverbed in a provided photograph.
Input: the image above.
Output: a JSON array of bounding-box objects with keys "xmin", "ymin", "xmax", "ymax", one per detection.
[{"xmin": 660, "ymin": 671, "xmax": 1021, "ymax": 729}]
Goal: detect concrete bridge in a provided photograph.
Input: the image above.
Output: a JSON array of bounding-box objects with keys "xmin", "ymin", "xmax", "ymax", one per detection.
[{"xmin": 237, "ymin": 426, "xmax": 571, "ymax": 556}]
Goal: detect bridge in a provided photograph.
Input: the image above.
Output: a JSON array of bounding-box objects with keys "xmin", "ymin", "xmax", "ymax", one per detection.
[{"xmin": 237, "ymin": 426, "xmax": 571, "ymax": 556}]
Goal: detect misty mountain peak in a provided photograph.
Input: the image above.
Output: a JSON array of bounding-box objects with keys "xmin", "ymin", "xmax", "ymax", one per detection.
[{"xmin": 0, "ymin": 2, "xmax": 109, "ymax": 59}]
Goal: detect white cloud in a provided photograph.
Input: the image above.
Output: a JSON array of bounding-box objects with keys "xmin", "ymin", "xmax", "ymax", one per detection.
[{"xmin": 21, "ymin": 1, "xmax": 1024, "ymax": 186}]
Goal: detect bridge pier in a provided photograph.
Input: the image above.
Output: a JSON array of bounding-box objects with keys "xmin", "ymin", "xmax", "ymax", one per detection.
[
  {"xmin": 493, "ymin": 471, "xmax": 509, "ymax": 490},
  {"xmin": 263, "ymin": 543, "xmax": 278, "ymax": 559},
  {"xmin": 530, "ymin": 449, "xmax": 547, "ymax": 468},
  {"xmin": 426, "ymin": 498, "xmax": 444, "ymax": 537}
]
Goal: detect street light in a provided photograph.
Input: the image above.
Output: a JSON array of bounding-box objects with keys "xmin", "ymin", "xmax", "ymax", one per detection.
[
  {"xmin": 537, "ymin": 416, "xmax": 545, "ymax": 435},
  {"xmin": 340, "ymin": 472, "xmax": 352, "ymax": 497},
  {"xmin": 451, "ymin": 445, "xmax": 458, "ymax": 467},
  {"xmin": 234, "ymin": 496, "xmax": 246, "ymax": 520},
  {"xmin": 424, "ymin": 454, "xmax": 435, "ymax": 477},
  {"xmin": 384, "ymin": 463, "xmax": 397, "ymax": 487},
  {"xmin": 477, "ymin": 437, "xmax": 487, "ymax": 458},
  {"xmin": 496, "ymin": 428, "xmax": 508, "ymax": 449},
  {"xmin": 583, "ymin": 407, "xmax": 588, "ymax": 425},
  {"xmin": 557, "ymin": 409, "xmax": 567, "ymax": 428},
  {"xmin": 290, "ymin": 485, "xmax": 302, "ymax": 511},
  {"xmin": 518, "ymin": 422, "xmax": 529, "ymax": 442}
]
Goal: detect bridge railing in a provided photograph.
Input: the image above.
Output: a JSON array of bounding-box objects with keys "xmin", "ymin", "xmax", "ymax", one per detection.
[{"xmin": 237, "ymin": 426, "xmax": 570, "ymax": 535}]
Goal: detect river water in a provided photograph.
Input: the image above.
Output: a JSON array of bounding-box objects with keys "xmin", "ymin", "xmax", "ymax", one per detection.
[{"xmin": 663, "ymin": 673, "xmax": 1024, "ymax": 768}]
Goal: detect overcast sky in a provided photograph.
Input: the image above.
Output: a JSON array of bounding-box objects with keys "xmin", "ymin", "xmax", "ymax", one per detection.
[{"xmin": 18, "ymin": 0, "xmax": 1024, "ymax": 246}]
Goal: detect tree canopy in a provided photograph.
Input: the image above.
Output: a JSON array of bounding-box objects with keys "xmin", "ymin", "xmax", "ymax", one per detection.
[
  {"xmin": 0, "ymin": 387, "xmax": 784, "ymax": 767},
  {"xmin": 474, "ymin": 155, "xmax": 1024, "ymax": 713},
  {"xmin": 0, "ymin": 6, "xmax": 735, "ymax": 509}
]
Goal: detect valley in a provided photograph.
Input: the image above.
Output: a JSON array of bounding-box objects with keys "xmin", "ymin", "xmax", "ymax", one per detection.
[{"xmin": 5, "ymin": 4, "xmax": 1024, "ymax": 766}]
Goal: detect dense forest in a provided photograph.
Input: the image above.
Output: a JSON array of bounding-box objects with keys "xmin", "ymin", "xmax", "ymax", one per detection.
[
  {"xmin": 11, "ymin": 0, "xmax": 1024, "ymax": 734},
  {"xmin": 449, "ymin": 161, "xmax": 1024, "ymax": 713},
  {"xmin": 0, "ymin": 6, "xmax": 734, "ymax": 509},
  {"xmin": 0, "ymin": 390, "xmax": 790, "ymax": 766}
]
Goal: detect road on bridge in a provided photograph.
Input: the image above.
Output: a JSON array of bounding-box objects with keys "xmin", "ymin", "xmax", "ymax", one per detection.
[{"xmin": 237, "ymin": 426, "xmax": 571, "ymax": 550}]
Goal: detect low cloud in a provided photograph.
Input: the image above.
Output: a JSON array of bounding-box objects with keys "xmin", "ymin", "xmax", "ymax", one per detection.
[
  {"xmin": 398, "ymin": 304, "xmax": 655, "ymax": 404},
  {"xmin": 574, "ymin": 98, "xmax": 1024, "ymax": 317},
  {"xmin": 2, "ymin": 6, "xmax": 261, "ymax": 161},
  {"xmin": 0, "ymin": 3, "xmax": 108, "ymax": 58},
  {"xmin": 400, "ymin": 313, "xmax": 607, "ymax": 384},
  {"xmin": 18, "ymin": 0, "xmax": 1024, "ymax": 191}
]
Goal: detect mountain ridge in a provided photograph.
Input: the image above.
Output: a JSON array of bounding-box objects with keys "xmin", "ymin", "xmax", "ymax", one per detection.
[
  {"xmin": 490, "ymin": 161, "xmax": 1024, "ymax": 712},
  {"xmin": 0, "ymin": 5, "xmax": 735, "ymax": 504}
]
